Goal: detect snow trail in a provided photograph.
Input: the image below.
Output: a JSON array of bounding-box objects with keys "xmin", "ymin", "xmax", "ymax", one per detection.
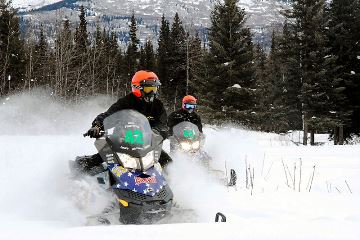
[{"xmin": 1, "ymin": 91, "xmax": 360, "ymax": 239}]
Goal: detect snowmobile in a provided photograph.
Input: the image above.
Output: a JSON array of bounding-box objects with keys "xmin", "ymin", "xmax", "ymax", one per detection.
[
  {"xmin": 169, "ymin": 121, "xmax": 237, "ymax": 186},
  {"xmin": 70, "ymin": 109, "xmax": 173, "ymax": 224},
  {"xmin": 169, "ymin": 121, "xmax": 208, "ymax": 162}
]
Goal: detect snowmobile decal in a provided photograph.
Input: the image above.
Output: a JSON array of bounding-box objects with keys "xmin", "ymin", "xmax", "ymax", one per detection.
[
  {"xmin": 124, "ymin": 129, "xmax": 144, "ymax": 145},
  {"xmin": 135, "ymin": 176, "xmax": 157, "ymax": 185},
  {"xmin": 111, "ymin": 165, "xmax": 127, "ymax": 177},
  {"xmin": 183, "ymin": 129, "xmax": 196, "ymax": 139},
  {"xmin": 109, "ymin": 163, "xmax": 166, "ymax": 197}
]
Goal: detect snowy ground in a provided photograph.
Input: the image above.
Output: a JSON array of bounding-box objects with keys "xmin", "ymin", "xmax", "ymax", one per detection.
[{"xmin": 1, "ymin": 91, "xmax": 360, "ymax": 240}]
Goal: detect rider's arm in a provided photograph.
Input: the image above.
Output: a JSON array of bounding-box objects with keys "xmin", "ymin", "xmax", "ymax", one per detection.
[
  {"xmin": 196, "ymin": 113, "xmax": 203, "ymax": 133},
  {"xmin": 92, "ymin": 95, "xmax": 130, "ymax": 128},
  {"xmin": 152, "ymin": 100, "xmax": 169, "ymax": 139},
  {"xmin": 167, "ymin": 112, "xmax": 175, "ymax": 132}
]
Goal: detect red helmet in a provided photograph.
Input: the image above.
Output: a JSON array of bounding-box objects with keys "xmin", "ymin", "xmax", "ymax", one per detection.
[
  {"xmin": 182, "ymin": 95, "xmax": 197, "ymax": 111},
  {"xmin": 131, "ymin": 70, "xmax": 161, "ymax": 102}
]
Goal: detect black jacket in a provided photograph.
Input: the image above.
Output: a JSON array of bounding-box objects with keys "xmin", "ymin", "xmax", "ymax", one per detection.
[
  {"xmin": 92, "ymin": 93, "xmax": 169, "ymax": 137},
  {"xmin": 167, "ymin": 109, "xmax": 203, "ymax": 134}
]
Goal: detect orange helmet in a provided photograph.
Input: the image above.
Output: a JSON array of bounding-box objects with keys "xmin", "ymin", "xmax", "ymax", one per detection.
[
  {"xmin": 131, "ymin": 70, "xmax": 161, "ymax": 102},
  {"xmin": 182, "ymin": 95, "xmax": 197, "ymax": 111}
]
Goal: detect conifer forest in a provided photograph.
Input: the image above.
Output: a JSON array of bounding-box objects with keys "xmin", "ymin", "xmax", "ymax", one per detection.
[{"xmin": 1, "ymin": 0, "xmax": 359, "ymax": 144}]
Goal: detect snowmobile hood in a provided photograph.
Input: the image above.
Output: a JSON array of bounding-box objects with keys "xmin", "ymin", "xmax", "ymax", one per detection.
[{"xmin": 109, "ymin": 164, "xmax": 167, "ymax": 197}]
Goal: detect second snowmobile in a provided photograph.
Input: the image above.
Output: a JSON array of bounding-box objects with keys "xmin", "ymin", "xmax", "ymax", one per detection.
[{"xmin": 169, "ymin": 121, "xmax": 237, "ymax": 186}]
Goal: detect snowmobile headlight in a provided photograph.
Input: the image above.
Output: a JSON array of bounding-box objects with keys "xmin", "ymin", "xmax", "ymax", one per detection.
[
  {"xmin": 141, "ymin": 150, "xmax": 155, "ymax": 170},
  {"xmin": 192, "ymin": 141, "xmax": 200, "ymax": 149},
  {"xmin": 180, "ymin": 142, "xmax": 192, "ymax": 151},
  {"xmin": 117, "ymin": 153, "xmax": 139, "ymax": 169}
]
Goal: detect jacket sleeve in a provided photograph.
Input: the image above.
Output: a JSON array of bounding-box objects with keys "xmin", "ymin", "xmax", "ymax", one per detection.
[
  {"xmin": 92, "ymin": 98, "xmax": 127, "ymax": 128},
  {"xmin": 196, "ymin": 113, "xmax": 203, "ymax": 133},
  {"xmin": 152, "ymin": 101, "xmax": 169, "ymax": 139},
  {"xmin": 167, "ymin": 112, "xmax": 175, "ymax": 133}
]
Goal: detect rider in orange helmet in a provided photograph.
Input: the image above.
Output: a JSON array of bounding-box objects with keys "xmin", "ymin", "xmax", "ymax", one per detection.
[
  {"xmin": 167, "ymin": 95, "xmax": 203, "ymax": 135},
  {"xmin": 76, "ymin": 70, "xmax": 172, "ymax": 173}
]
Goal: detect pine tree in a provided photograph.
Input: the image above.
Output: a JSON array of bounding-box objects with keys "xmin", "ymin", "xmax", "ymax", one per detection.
[
  {"xmin": 74, "ymin": 6, "xmax": 89, "ymax": 53},
  {"xmin": 187, "ymin": 33, "xmax": 205, "ymax": 97},
  {"xmin": 168, "ymin": 13, "xmax": 187, "ymax": 110},
  {"xmin": 277, "ymin": 22, "xmax": 303, "ymax": 131},
  {"xmin": 144, "ymin": 39, "xmax": 155, "ymax": 71},
  {"xmin": 125, "ymin": 13, "xmax": 140, "ymax": 78},
  {"xmin": 33, "ymin": 27, "xmax": 49, "ymax": 88},
  {"xmin": 139, "ymin": 46, "xmax": 146, "ymax": 70},
  {"xmin": 139, "ymin": 40, "xmax": 155, "ymax": 71},
  {"xmin": 262, "ymin": 25, "xmax": 303, "ymax": 133},
  {"xmin": 206, "ymin": 0, "xmax": 256, "ymax": 123},
  {"xmin": 89, "ymin": 25, "xmax": 106, "ymax": 95},
  {"xmin": 285, "ymin": 0, "xmax": 336, "ymax": 144},
  {"xmin": 351, "ymin": 0, "xmax": 360, "ymax": 137},
  {"xmin": 0, "ymin": 0, "xmax": 26, "ymax": 95},
  {"xmin": 157, "ymin": 14, "xmax": 171, "ymax": 105},
  {"xmin": 73, "ymin": 5, "xmax": 90, "ymax": 100},
  {"xmin": 253, "ymin": 42, "xmax": 276, "ymax": 131},
  {"xmin": 54, "ymin": 19, "xmax": 75, "ymax": 98},
  {"xmin": 108, "ymin": 31, "xmax": 126, "ymax": 98},
  {"xmin": 186, "ymin": 34, "xmax": 212, "ymax": 122},
  {"xmin": 328, "ymin": 0, "xmax": 360, "ymax": 141}
]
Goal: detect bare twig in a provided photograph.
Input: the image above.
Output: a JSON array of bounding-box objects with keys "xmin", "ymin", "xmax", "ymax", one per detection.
[
  {"xmin": 261, "ymin": 153, "xmax": 266, "ymax": 177},
  {"xmin": 225, "ymin": 160, "xmax": 229, "ymax": 192},
  {"xmin": 245, "ymin": 157, "xmax": 248, "ymax": 189},
  {"xmin": 248, "ymin": 166, "xmax": 251, "ymax": 190},
  {"xmin": 285, "ymin": 164, "xmax": 294, "ymax": 187},
  {"xmin": 326, "ymin": 181, "xmax": 330, "ymax": 193},
  {"xmin": 293, "ymin": 162, "xmax": 297, "ymax": 190},
  {"xmin": 345, "ymin": 180, "xmax": 352, "ymax": 194},
  {"xmin": 298, "ymin": 159, "xmax": 302, "ymax": 192},
  {"xmin": 335, "ymin": 187, "xmax": 341, "ymax": 194},
  {"xmin": 252, "ymin": 168, "xmax": 255, "ymax": 188},
  {"xmin": 282, "ymin": 159, "xmax": 290, "ymax": 187},
  {"xmin": 264, "ymin": 160, "xmax": 274, "ymax": 180},
  {"xmin": 308, "ymin": 165, "xmax": 316, "ymax": 192}
]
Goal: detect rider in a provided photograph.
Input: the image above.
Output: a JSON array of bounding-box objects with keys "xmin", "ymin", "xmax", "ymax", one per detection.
[
  {"xmin": 167, "ymin": 95, "xmax": 203, "ymax": 135},
  {"xmin": 75, "ymin": 70, "xmax": 172, "ymax": 173}
]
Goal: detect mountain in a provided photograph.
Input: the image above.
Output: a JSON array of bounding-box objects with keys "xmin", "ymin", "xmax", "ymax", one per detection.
[{"xmin": 15, "ymin": 0, "xmax": 291, "ymax": 48}]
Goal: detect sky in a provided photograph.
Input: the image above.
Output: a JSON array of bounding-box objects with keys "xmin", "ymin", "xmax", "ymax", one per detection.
[{"xmin": 0, "ymin": 90, "xmax": 360, "ymax": 240}]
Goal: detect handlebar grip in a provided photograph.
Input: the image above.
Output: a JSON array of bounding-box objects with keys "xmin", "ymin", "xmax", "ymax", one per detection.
[{"xmin": 83, "ymin": 131, "xmax": 105, "ymax": 138}]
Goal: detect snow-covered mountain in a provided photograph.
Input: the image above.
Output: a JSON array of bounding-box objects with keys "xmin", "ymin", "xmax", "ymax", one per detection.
[
  {"xmin": 12, "ymin": 0, "xmax": 62, "ymax": 11},
  {"xmin": 15, "ymin": 0, "xmax": 291, "ymax": 47}
]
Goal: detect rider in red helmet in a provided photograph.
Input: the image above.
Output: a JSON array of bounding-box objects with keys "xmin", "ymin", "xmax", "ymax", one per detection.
[
  {"xmin": 76, "ymin": 70, "xmax": 172, "ymax": 172},
  {"xmin": 167, "ymin": 95, "xmax": 203, "ymax": 135}
]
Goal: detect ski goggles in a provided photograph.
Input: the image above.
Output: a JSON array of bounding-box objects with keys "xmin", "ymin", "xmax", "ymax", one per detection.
[
  {"xmin": 184, "ymin": 103, "xmax": 197, "ymax": 109},
  {"xmin": 142, "ymin": 86, "xmax": 158, "ymax": 94}
]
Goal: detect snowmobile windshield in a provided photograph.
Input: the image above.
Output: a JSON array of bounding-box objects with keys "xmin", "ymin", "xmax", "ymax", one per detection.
[
  {"xmin": 172, "ymin": 121, "xmax": 201, "ymax": 142},
  {"xmin": 103, "ymin": 109, "xmax": 153, "ymax": 158}
]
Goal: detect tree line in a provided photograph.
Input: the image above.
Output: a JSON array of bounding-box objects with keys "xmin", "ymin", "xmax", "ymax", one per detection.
[{"xmin": 1, "ymin": 0, "xmax": 359, "ymax": 144}]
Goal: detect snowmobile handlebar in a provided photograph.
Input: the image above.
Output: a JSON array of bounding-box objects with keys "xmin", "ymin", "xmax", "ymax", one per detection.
[{"xmin": 83, "ymin": 130, "xmax": 105, "ymax": 138}]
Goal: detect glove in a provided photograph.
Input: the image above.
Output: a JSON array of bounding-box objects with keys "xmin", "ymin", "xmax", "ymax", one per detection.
[
  {"xmin": 87, "ymin": 126, "xmax": 101, "ymax": 138},
  {"xmin": 152, "ymin": 126, "xmax": 169, "ymax": 139}
]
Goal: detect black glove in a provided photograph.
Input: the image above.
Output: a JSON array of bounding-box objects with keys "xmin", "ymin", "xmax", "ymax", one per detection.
[
  {"xmin": 87, "ymin": 126, "xmax": 101, "ymax": 138},
  {"xmin": 152, "ymin": 126, "xmax": 169, "ymax": 139}
]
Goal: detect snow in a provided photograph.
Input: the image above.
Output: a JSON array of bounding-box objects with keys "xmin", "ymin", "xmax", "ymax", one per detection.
[
  {"xmin": 1, "ymin": 91, "xmax": 360, "ymax": 240},
  {"xmin": 12, "ymin": 0, "xmax": 62, "ymax": 10},
  {"xmin": 350, "ymin": 71, "xmax": 355, "ymax": 75},
  {"xmin": 231, "ymin": 84, "xmax": 241, "ymax": 88}
]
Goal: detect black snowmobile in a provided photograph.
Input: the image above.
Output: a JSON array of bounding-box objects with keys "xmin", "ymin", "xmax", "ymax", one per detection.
[
  {"xmin": 169, "ymin": 121, "xmax": 237, "ymax": 186},
  {"xmin": 70, "ymin": 109, "xmax": 173, "ymax": 224}
]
